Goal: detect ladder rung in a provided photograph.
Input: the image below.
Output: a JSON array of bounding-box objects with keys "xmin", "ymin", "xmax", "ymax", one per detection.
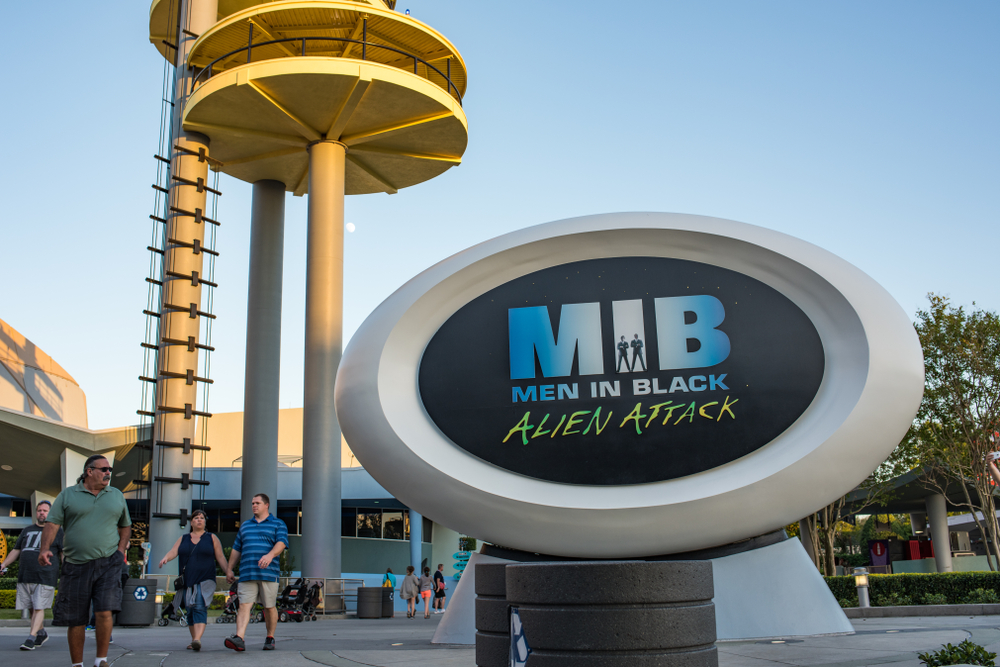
[
  {"xmin": 169, "ymin": 205, "xmax": 220, "ymax": 226},
  {"xmin": 159, "ymin": 369, "xmax": 214, "ymax": 385},
  {"xmin": 147, "ymin": 246, "xmax": 165, "ymax": 255},
  {"xmin": 162, "ymin": 336, "xmax": 215, "ymax": 352},
  {"xmin": 167, "ymin": 238, "xmax": 219, "ymax": 257},
  {"xmin": 136, "ymin": 410, "xmax": 156, "ymax": 417},
  {"xmin": 142, "ymin": 310, "xmax": 161, "ymax": 318},
  {"xmin": 154, "ymin": 154, "xmax": 171, "ymax": 164},
  {"xmin": 150, "ymin": 214, "xmax": 166, "ymax": 223},
  {"xmin": 162, "ymin": 302, "xmax": 217, "ymax": 320},
  {"xmin": 170, "ymin": 175, "xmax": 222, "ymax": 196},
  {"xmin": 165, "ymin": 269, "xmax": 218, "ymax": 288},
  {"xmin": 145, "ymin": 277, "xmax": 163, "ymax": 286},
  {"xmin": 152, "ymin": 184, "xmax": 168, "ymax": 194}
]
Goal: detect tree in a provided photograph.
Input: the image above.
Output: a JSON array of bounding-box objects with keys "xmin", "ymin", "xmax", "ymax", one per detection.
[
  {"xmin": 907, "ymin": 294, "xmax": 1000, "ymax": 569},
  {"xmin": 798, "ymin": 427, "xmax": 918, "ymax": 575}
]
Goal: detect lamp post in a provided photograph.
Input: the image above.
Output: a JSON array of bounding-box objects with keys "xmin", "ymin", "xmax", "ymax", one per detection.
[{"xmin": 853, "ymin": 567, "xmax": 870, "ymax": 608}]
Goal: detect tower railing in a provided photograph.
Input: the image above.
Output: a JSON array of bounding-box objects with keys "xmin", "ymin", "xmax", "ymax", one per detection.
[{"xmin": 191, "ymin": 36, "xmax": 463, "ymax": 105}]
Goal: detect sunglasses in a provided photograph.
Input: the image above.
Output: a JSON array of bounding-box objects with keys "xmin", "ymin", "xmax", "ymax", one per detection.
[{"xmin": 89, "ymin": 466, "xmax": 114, "ymax": 473}]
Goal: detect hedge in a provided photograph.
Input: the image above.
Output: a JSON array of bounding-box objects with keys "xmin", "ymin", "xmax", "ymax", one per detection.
[
  {"xmin": 1, "ymin": 590, "xmax": 227, "ymax": 609},
  {"xmin": 826, "ymin": 571, "xmax": 1000, "ymax": 606}
]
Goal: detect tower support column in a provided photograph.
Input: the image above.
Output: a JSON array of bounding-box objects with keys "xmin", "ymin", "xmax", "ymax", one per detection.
[
  {"xmin": 240, "ymin": 180, "xmax": 286, "ymax": 521},
  {"xmin": 301, "ymin": 141, "xmax": 347, "ymax": 579},
  {"xmin": 148, "ymin": 0, "xmax": 219, "ymax": 573}
]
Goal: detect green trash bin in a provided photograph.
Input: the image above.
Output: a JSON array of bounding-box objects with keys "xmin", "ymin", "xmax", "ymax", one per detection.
[{"xmin": 119, "ymin": 578, "xmax": 156, "ymax": 626}]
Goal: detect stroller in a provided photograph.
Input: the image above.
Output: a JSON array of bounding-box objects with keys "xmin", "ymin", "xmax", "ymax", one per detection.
[
  {"xmin": 277, "ymin": 578, "xmax": 323, "ymax": 622},
  {"xmin": 277, "ymin": 578, "xmax": 306, "ymax": 622},
  {"xmin": 157, "ymin": 595, "xmax": 187, "ymax": 627},
  {"xmin": 215, "ymin": 579, "xmax": 264, "ymax": 624}
]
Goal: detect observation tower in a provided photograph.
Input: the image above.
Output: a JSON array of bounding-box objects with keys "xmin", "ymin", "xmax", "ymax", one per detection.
[{"xmin": 144, "ymin": 0, "xmax": 468, "ymax": 580}]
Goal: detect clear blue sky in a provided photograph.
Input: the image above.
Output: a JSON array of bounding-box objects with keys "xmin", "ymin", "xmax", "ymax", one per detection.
[{"xmin": 1, "ymin": 1, "xmax": 996, "ymax": 429}]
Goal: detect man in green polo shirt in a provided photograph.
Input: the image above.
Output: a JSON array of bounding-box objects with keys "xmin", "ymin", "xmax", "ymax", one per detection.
[{"xmin": 40, "ymin": 455, "xmax": 131, "ymax": 667}]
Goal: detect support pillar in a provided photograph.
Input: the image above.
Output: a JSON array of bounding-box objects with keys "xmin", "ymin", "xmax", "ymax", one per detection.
[
  {"xmin": 240, "ymin": 180, "xmax": 286, "ymax": 522},
  {"xmin": 301, "ymin": 140, "xmax": 347, "ymax": 579},
  {"xmin": 148, "ymin": 0, "xmax": 219, "ymax": 574},
  {"xmin": 925, "ymin": 493, "xmax": 953, "ymax": 573},
  {"xmin": 410, "ymin": 509, "xmax": 423, "ymax": 572}
]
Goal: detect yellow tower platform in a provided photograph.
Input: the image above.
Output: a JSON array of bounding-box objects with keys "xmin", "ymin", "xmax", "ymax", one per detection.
[
  {"xmin": 150, "ymin": 0, "xmax": 468, "ymax": 195},
  {"xmin": 145, "ymin": 0, "xmax": 468, "ymax": 580}
]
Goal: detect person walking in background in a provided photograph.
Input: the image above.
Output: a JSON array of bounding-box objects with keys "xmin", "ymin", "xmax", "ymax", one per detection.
[
  {"xmin": 0, "ymin": 500, "xmax": 63, "ymax": 650},
  {"xmin": 382, "ymin": 567, "xmax": 396, "ymax": 589},
  {"xmin": 158, "ymin": 509, "xmax": 231, "ymax": 651},
  {"xmin": 39, "ymin": 455, "xmax": 131, "ymax": 667},
  {"xmin": 432, "ymin": 563, "xmax": 447, "ymax": 614},
  {"xmin": 401, "ymin": 566, "xmax": 419, "ymax": 618},
  {"xmin": 224, "ymin": 494, "xmax": 288, "ymax": 652},
  {"xmin": 418, "ymin": 566, "xmax": 435, "ymax": 619}
]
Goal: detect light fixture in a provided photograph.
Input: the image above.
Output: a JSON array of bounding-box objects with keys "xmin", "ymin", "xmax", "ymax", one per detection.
[
  {"xmin": 853, "ymin": 567, "xmax": 870, "ymax": 608},
  {"xmin": 0, "ymin": 465, "xmax": 12, "ymax": 471}
]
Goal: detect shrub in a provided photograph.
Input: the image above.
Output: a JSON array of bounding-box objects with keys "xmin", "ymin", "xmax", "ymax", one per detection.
[
  {"xmin": 874, "ymin": 592, "xmax": 912, "ymax": 607},
  {"xmin": 825, "ymin": 571, "xmax": 1000, "ymax": 606},
  {"xmin": 0, "ymin": 590, "xmax": 14, "ymax": 609},
  {"xmin": 0, "ymin": 577, "xmax": 17, "ymax": 591},
  {"xmin": 922, "ymin": 593, "xmax": 948, "ymax": 606},
  {"xmin": 918, "ymin": 639, "xmax": 997, "ymax": 666},
  {"xmin": 838, "ymin": 598, "xmax": 856, "ymax": 608},
  {"xmin": 963, "ymin": 588, "xmax": 1000, "ymax": 604},
  {"xmin": 842, "ymin": 553, "xmax": 870, "ymax": 568}
]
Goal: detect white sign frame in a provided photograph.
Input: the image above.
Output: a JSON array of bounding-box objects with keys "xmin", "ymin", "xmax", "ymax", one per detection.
[{"xmin": 335, "ymin": 213, "xmax": 924, "ymax": 557}]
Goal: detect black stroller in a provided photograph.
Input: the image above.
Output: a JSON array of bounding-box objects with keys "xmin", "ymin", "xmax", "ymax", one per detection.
[
  {"xmin": 215, "ymin": 579, "xmax": 263, "ymax": 624},
  {"xmin": 277, "ymin": 578, "xmax": 323, "ymax": 622},
  {"xmin": 157, "ymin": 596, "xmax": 187, "ymax": 627}
]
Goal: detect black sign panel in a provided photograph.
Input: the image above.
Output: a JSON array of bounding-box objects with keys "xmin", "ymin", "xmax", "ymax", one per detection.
[{"xmin": 418, "ymin": 257, "xmax": 824, "ymax": 485}]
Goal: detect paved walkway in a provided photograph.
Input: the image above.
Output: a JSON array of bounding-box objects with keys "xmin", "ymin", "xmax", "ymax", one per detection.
[{"xmin": 2, "ymin": 614, "xmax": 999, "ymax": 666}]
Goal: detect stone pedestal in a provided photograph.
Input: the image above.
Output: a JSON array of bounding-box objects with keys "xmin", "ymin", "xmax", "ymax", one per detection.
[{"xmin": 475, "ymin": 561, "xmax": 717, "ymax": 666}]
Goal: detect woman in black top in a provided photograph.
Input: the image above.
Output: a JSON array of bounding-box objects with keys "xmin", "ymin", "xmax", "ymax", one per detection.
[{"xmin": 158, "ymin": 510, "xmax": 230, "ymax": 650}]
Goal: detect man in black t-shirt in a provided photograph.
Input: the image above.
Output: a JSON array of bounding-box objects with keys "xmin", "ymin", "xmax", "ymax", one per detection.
[
  {"xmin": 432, "ymin": 564, "xmax": 447, "ymax": 614},
  {"xmin": 1, "ymin": 501, "xmax": 64, "ymax": 651}
]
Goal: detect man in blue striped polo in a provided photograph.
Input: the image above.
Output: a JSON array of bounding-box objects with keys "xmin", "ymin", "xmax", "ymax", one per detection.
[{"xmin": 224, "ymin": 493, "xmax": 288, "ymax": 651}]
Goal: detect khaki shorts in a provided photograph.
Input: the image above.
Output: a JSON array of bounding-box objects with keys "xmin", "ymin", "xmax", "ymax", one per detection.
[
  {"xmin": 16, "ymin": 583, "xmax": 55, "ymax": 611},
  {"xmin": 238, "ymin": 580, "xmax": 278, "ymax": 608}
]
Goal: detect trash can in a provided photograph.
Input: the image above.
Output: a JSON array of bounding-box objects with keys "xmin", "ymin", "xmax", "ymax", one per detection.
[
  {"xmin": 357, "ymin": 587, "xmax": 382, "ymax": 619},
  {"xmin": 381, "ymin": 587, "xmax": 394, "ymax": 618},
  {"xmin": 119, "ymin": 578, "xmax": 157, "ymax": 627}
]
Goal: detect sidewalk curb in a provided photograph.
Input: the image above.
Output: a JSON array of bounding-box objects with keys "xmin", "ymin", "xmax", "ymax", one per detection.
[{"xmin": 844, "ymin": 604, "xmax": 1000, "ymax": 618}]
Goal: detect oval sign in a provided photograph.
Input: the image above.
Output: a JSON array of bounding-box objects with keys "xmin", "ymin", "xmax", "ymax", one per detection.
[
  {"xmin": 335, "ymin": 213, "xmax": 924, "ymax": 558},
  {"xmin": 419, "ymin": 256, "xmax": 825, "ymax": 485}
]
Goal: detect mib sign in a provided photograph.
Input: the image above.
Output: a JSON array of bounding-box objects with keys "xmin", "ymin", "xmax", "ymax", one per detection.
[
  {"xmin": 418, "ymin": 257, "xmax": 824, "ymax": 484},
  {"xmin": 336, "ymin": 214, "xmax": 924, "ymax": 557}
]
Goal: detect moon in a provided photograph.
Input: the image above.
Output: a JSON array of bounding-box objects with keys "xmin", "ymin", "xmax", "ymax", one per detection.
[{"xmin": 346, "ymin": 222, "xmax": 356, "ymax": 233}]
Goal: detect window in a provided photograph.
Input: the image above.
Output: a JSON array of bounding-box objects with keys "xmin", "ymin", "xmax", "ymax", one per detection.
[
  {"xmin": 342, "ymin": 507, "xmax": 356, "ymax": 537},
  {"xmin": 219, "ymin": 509, "xmax": 240, "ymax": 533},
  {"xmin": 423, "ymin": 516, "xmax": 433, "ymax": 543},
  {"xmin": 277, "ymin": 505, "xmax": 300, "ymax": 536},
  {"xmin": 357, "ymin": 510, "xmax": 382, "ymax": 539},
  {"xmin": 383, "ymin": 511, "xmax": 404, "ymax": 540}
]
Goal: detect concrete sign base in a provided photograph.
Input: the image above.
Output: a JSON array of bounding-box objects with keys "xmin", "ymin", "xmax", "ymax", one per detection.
[{"xmin": 435, "ymin": 539, "xmax": 852, "ymax": 645}]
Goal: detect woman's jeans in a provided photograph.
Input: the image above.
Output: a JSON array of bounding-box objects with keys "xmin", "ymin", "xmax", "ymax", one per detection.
[{"xmin": 186, "ymin": 589, "xmax": 207, "ymax": 625}]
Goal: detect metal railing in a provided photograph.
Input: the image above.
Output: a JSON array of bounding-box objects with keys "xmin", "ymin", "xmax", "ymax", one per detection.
[{"xmin": 191, "ymin": 22, "xmax": 462, "ymax": 105}]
